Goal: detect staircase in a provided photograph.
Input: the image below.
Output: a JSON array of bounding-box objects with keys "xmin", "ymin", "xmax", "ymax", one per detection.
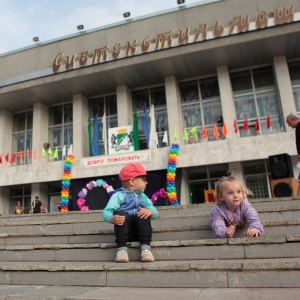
[{"xmin": 0, "ymin": 197, "xmax": 299, "ymax": 294}]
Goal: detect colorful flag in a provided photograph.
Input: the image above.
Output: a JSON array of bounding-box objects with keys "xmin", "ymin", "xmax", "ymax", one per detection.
[
  {"xmin": 42, "ymin": 148, "xmax": 46, "ymax": 160},
  {"xmin": 92, "ymin": 114, "xmax": 100, "ymax": 156},
  {"xmin": 62, "ymin": 145, "xmax": 66, "ymax": 159},
  {"xmin": 26, "ymin": 148, "xmax": 30, "ymax": 162},
  {"xmin": 278, "ymin": 115, "xmax": 283, "ymax": 131},
  {"xmin": 213, "ymin": 124, "xmax": 220, "ymax": 139},
  {"xmin": 133, "ymin": 109, "xmax": 140, "ymax": 151},
  {"xmin": 190, "ymin": 126, "xmax": 198, "ymax": 142},
  {"xmin": 201, "ymin": 126, "xmax": 208, "ymax": 139},
  {"xmin": 10, "ymin": 153, "xmax": 16, "ymax": 163},
  {"xmin": 67, "ymin": 144, "xmax": 73, "ymax": 156},
  {"xmin": 255, "ymin": 118, "xmax": 260, "ymax": 132},
  {"xmin": 233, "ymin": 120, "xmax": 238, "ymax": 133},
  {"xmin": 5, "ymin": 153, "xmax": 9, "ymax": 163},
  {"xmin": 222, "ymin": 122, "xmax": 228, "ymax": 136},
  {"xmin": 18, "ymin": 151, "xmax": 23, "ymax": 164},
  {"xmin": 243, "ymin": 117, "xmax": 249, "ymax": 131},
  {"xmin": 102, "ymin": 112, "xmax": 107, "ymax": 155},
  {"xmin": 266, "ymin": 115, "xmax": 272, "ymax": 132},
  {"xmin": 33, "ymin": 149, "xmax": 37, "ymax": 161},
  {"xmin": 162, "ymin": 131, "xmax": 168, "ymax": 145},
  {"xmin": 87, "ymin": 117, "xmax": 92, "ymax": 156},
  {"xmin": 183, "ymin": 128, "xmax": 189, "ymax": 142},
  {"xmin": 0, "ymin": 155, "xmax": 2, "ymax": 164},
  {"xmin": 53, "ymin": 147, "xmax": 58, "ymax": 160},
  {"xmin": 48, "ymin": 148, "xmax": 53, "ymax": 160},
  {"xmin": 142, "ymin": 103, "xmax": 149, "ymax": 148},
  {"xmin": 148, "ymin": 105, "xmax": 158, "ymax": 149},
  {"xmin": 174, "ymin": 129, "xmax": 178, "ymax": 141}
]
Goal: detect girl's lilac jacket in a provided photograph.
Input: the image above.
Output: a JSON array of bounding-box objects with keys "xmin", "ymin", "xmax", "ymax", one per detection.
[{"xmin": 210, "ymin": 198, "xmax": 264, "ymax": 238}]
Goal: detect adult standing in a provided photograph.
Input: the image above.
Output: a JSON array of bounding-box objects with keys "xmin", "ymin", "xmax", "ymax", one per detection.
[
  {"xmin": 31, "ymin": 196, "xmax": 42, "ymax": 214},
  {"xmin": 286, "ymin": 113, "xmax": 300, "ymax": 196}
]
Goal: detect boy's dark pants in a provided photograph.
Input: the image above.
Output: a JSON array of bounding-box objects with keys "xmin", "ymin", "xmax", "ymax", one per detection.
[{"xmin": 114, "ymin": 212, "xmax": 152, "ymax": 247}]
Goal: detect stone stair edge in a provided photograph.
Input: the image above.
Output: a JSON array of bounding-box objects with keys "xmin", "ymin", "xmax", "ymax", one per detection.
[
  {"xmin": 0, "ymin": 257, "xmax": 299, "ymax": 272},
  {"xmin": 0, "ymin": 220, "xmax": 300, "ymax": 238},
  {"xmin": 1, "ymin": 235, "xmax": 299, "ymax": 251},
  {"xmin": 1, "ymin": 205, "xmax": 300, "ymax": 227}
]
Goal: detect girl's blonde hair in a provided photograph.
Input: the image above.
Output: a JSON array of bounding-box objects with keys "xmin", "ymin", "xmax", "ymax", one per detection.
[{"xmin": 215, "ymin": 171, "xmax": 253, "ymax": 203}]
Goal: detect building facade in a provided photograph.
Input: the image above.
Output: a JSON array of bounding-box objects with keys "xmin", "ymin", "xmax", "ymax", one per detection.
[{"xmin": 1, "ymin": 0, "xmax": 300, "ymax": 215}]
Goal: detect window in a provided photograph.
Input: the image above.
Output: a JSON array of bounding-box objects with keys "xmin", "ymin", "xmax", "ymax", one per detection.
[
  {"xmin": 48, "ymin": 103, "xmax": 73, "ymax": 160},
  {"xmin": 9, "ymin": 185, "xmax": 31, "ymax": 214},
  {"xmin": 132, "ymin": 86, "xmax": 168, "ymax": 149},
  {"xmin": 288, "ymin": 60, "xmax": 300, "ymax": 116},
  {"xmin": 12, "ymin": 111, "xmax": 33, "ymax": 165},
  {"xmin": 180, "ymin": 77, "xmax": 223, "ymax": 143},
  {"xmin": 243, "ymin": 160, "xmax": 270, "ymax": 199},
  {"xmin": 89, "ymin": 94, "xmax": 117, "ymax": 155},
  {"xmin": 231, "ymin": 66, "xmax": 281, "ymax": 137},
  {"xmin": 187, "ymin": 165, "xmax": 228, "ymax": 204}
]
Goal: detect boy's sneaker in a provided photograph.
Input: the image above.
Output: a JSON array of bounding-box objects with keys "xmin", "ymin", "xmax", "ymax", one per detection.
[
  {"xmin": 115, "ymin": 250, "xmax": 129, "ymax": 263},
  {"xmin": 141, "ymin": 249, "xmax": 155, "ymax": 262}
]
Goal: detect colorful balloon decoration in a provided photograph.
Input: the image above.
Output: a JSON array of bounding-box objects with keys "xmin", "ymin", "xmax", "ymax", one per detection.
[
  {"xmin": 166, "ymin": 143, "xmax": 180, "ymax": 206},
  {"xmin": 151, "ymin": 188, "xmax": 167, "ymax": 204},
  {"xmin": 76, "ymin": 179, "xmax": 115, "ymax": 211},
  {"xmin": 60, "ymin": 154, "xmax": 74, "ymax": 212}
]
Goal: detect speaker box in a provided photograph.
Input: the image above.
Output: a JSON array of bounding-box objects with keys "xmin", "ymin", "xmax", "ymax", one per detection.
[
  {"xmin": 268, "ymin": 153, "xmax": 294, "ymax": 179},
  {"xmin": 271, "ymin": 178, "xmax": 298, "ymax": 197}
]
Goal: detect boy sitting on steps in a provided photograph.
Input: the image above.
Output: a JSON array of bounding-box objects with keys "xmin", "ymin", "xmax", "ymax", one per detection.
[{"xmin": 102, "ymin": 163, "xmax": 159, "ymax": 263}]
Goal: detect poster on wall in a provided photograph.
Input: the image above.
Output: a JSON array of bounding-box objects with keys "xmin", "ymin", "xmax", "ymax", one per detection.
[
  {"xmin": 49, "ymin": 195, "xmax": 61, "ymax": 213},
  {"xmin": 108, "ymin": 125, "xmax": 134, "ymax": 155}
]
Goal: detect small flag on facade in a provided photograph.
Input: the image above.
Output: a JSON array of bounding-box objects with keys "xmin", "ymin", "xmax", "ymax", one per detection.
[
  {"xmin": 202, "ymin": 126, "xmax": 208, "ymax": 139},
  {"xmin": 266, "ymin": 115, "xmax": 272, "ymax": 132},
  {"xmin": 233, "ymin": 120, "xmax": 238, "ymax": 133},
  {"xmin": 213, "ymin": 124, "xmax": 219, "ymax": 139},
  {"xmin": 222, "ymin": 122, "xmax": 228, "ymax": 136}
]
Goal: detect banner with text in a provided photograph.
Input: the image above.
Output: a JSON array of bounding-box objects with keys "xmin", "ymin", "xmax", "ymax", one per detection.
[{"xmin": 81, "ymin": 150, "xmax": 151, "ymax": 169}]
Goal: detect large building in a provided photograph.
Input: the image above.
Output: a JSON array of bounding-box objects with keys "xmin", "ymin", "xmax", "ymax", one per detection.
[{"xmin": 1, "ymin": 0, "xmax": 300, "ymax": 215}]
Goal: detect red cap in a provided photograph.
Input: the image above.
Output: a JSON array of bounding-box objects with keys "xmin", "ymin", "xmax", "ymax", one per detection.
[{"xmin": 119, "ymin": 163, "xmax": 147, "ymax": 181}]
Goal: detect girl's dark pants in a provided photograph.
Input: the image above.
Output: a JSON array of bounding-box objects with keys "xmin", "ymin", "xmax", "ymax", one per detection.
[{"xmin": 114, "ymin": 212, "xmax": 152, "ymax": 247}]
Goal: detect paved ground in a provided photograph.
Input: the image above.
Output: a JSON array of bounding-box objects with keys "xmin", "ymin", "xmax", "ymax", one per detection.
[{"xmin": 0, "ymin": 286, "xmax": 299, "ymax": 300}]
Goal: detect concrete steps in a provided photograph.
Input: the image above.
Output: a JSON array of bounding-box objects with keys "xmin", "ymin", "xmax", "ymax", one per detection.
[{"xmin": 0, "ymin": 197, "xmax": 299, "ymax": 288}]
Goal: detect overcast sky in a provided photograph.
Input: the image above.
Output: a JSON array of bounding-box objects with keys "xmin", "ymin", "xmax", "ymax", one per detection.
[{"xmin": 0, "ymin": 0, "xmax": 205, "ymax": 54}]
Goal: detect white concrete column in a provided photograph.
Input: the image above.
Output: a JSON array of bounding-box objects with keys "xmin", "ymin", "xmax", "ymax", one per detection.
[
  {"xmin": 273, "ymin": 56, "xmax": 295, "ymax": 132},
  {"xmin": 217, "ymin": 66, "xmax": 237, "ymax": 139},
  {"xmin": 0, "ymin": 110, "xmax": 13, "ymax": 155},
  {"xmin": 180, "ymin": 169, "xmax": 189, "ymax": 205},
  {"xmin": 73, "ymin": 94, "xmax": 89, "ymax": 158},
  {"xmin": 117, "ymin": 85, "xmax": 132, "ymax": 126},
  {"xmin": 0, "ymin": 187, "xmax": 10, "ymax": 215},
  {"xmin": 32, "ymin": 103, "xmax": 49, "ymax": 163},
  {"xmin": 31, "ymin": 183, "xmax": 48, "ymax": 208},
  {"xmin": 228, "ymin": 162, "xmax": 245, "ymax": 185},
  {"xmin": 165, "ymin": 76, "xmax": 184, "ymax": 145}
]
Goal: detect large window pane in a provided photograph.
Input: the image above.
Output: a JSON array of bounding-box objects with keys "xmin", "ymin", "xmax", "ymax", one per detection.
[
  {"xmin": 180, "ymin": 76, "xmax": 222, "ymax": 143},
  {"xmin": 231, "ymin": 71, "xmax": 252, "ymax": 95},
  {"xmin": 182, "ymin": 103, "xmax": 201, "ymax": 128},
  {"xmin": 235, "ymin": 95, "xmax": 257, "ymax": 120},
  {"xmin": 288, "ymin": 61, "xmax": 300, "ymax": 116},
  {"xmin": 257, "ymin": 91, "xmax": 279, "ymax": 117},
  {"xmin": 132, "ymin": 86, "xmax": 169, "ymax": 149},
  {"xmin": 230, "ymin": 66, "xmax": 281, "ymax": 137},
  {"xmin": 253, "ymin": 66, "xmax": 275, "ymax": 91},
  {"xmin": 48, "ymin": 104, "xmax": 73, "ymax": 160},
  {"xmin": 12, "ymin": 112, "xmax": 33, "ymax": 165},
  {"xmin": 88, "ymin": 94, "xmax": 118, "ymax": 155}
]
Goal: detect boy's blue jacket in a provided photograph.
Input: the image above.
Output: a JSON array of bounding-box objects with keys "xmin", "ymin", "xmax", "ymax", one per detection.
[{"xmin": 102, "ymin": 187, "xmax": 159, "ymax": 223}]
